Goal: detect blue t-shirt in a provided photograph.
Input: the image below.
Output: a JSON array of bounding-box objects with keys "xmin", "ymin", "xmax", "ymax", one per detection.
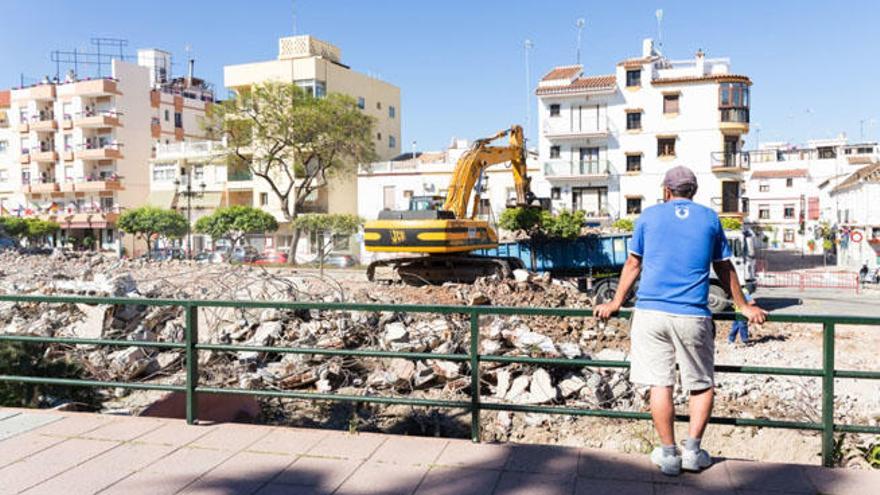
[{"xmin": 630, "ymin": 199, "xmax": 731, "ymax": 317}]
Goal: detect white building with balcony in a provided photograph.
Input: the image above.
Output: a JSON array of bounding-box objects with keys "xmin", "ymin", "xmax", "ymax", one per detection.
[
  {"xmin": 744, "ymin": 138, "xmax": 879, "ymax": 254},
  {"xmin": 535, "ymin": 39, "xmax": 751, "ymax": 221},
  {"xmin": 0, "ymin": 46, "xmax": 212, "ymax": 255},
  {"xmin": 829, "ymin": 162, "xmax": 880, "ymax": 270}
]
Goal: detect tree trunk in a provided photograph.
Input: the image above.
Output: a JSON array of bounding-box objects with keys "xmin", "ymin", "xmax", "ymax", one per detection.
[{"xmin": 289, "ymin": 228, "xmax": 302, "ymax": 265}]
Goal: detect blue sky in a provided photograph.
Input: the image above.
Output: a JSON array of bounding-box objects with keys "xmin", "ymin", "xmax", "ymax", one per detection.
[{"xmin": 4, "ymin": 0, "xmax": 879, "ymax": 151}]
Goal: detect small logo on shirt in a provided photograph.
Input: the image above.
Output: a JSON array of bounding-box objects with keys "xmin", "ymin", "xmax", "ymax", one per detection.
[{"xmin": 674, "ymin": 205, "xmax": 690, "ymax": 219}]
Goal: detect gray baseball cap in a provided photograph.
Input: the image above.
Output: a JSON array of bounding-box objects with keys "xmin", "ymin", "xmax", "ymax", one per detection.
[{"xmin": 662, "ymin": 166, "xmax": 698, "ymax": 190}]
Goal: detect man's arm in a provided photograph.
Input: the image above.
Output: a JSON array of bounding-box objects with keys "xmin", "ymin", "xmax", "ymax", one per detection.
[
  {"xmin": 594, "ymin": 254, "xmax": 641, "ymax": 320},
  {"xmin": 713, "ymin": 259, "xmax": 768, "ymax": 324}
]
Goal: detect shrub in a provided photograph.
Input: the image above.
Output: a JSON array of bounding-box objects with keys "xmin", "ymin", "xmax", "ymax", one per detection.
[
  {"xmin": 0, "ymin": 342, "xmax": 101, "ymax": 409},
  {"xmin": 720, "ymin": 217, "xmax": 743, "ymax": 231},
  {"xmin": 612, "ymin": 218, "xmax": 635, "ymax": 232},
  {"xmin": 498, "ymin": 207, "xmax": 543, "ymax": 232}
]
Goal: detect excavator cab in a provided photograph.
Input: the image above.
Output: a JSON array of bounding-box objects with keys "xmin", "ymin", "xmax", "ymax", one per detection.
[{"xmin": 409, "ymin": 195, "xmax": 445, "ymax": 212}]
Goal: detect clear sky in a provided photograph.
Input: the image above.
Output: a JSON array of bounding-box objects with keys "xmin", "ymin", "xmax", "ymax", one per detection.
[{"xmin": 3, "ymin": 0, "xmax": 879, "ymax": 152}]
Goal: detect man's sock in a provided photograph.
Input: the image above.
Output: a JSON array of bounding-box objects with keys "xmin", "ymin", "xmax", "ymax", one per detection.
[
  {"xmin": 684, "ymin": 437, "xmax": 702, "ymax": 452},
  {"xmin": 662, "ymin": 444, "xmax": 677, "ymax": 457}
]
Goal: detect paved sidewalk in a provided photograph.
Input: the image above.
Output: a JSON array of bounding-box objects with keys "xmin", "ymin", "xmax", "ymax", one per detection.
[{"xmin": 0, "ymin": 408, "xmax": 877, "ymax": 494}]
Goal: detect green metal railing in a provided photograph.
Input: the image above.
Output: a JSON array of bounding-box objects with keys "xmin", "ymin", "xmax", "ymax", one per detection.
[{"xmin": 0, "ymin": 294, "xmax": 878, "ymax": 467}]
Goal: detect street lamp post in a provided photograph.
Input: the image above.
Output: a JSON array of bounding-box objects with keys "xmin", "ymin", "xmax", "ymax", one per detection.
[{"xmin": 175, "ymin": 173, "xmax": 206, "ymax": 260}]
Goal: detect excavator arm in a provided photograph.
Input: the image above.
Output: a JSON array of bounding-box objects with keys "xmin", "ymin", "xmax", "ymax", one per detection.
[{"xmin": 441, "ymin": 125, "xmax": 531, "ymax": 219}]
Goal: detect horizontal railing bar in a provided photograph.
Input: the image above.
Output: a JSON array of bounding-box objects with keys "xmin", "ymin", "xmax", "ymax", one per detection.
[
  {"xmin": 834, "ymin": 424, "xmax": 880, "ymax": 434},
  {"xmin": 714, "ymin": 364, "xmax": 823, "ymax": 377},
  {"xmin": 0, "ymin": 334, "xmax": 186, "ymax": 349},
  {"xmin": 482, "ymin": 355, "xmax": 629, "ymax": 368},
  {"xmin": 0, "ymin": 375, "xmax": 186, "ymax": 392},
  {"xmin": 195, "ymin": 386, "xmax": 471, "ymax": 409},
  {"xmin": 834, "ymin": 369, "xmax": 880, "ymax": 380},
  {"xmin": 1, "ymin": 294, "xmax": 879, "ymax": 325},
  {"xmin": 196, "ymin": 343, "xmax": 470, "ymax": 362}
]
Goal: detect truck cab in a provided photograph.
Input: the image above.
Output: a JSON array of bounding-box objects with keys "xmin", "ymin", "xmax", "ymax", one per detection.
[{"xmin": 706, "ymin": 228, "xmax": 758, "ymax": 312}]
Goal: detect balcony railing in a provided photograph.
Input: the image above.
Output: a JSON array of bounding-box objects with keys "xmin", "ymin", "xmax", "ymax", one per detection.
[
  {"xmin": 542, "ymin": 118, "xmax": 609, "ymax": 138},
  {"xmin": 228, "ymin": 169, "xmax": 254, "ymax": 181},
  {"xmin": 75, "ymin": 142, "xmax": 123, "ymax": 161},
  {"xmin": 74, "ymin": 110, "xmax": 122, "ymax": 128},
  {"xmin": 710, "ymin": 151, "xmax": 750, "ymax": 170},
  {"xmin": 155, "ymin": 140, "xmax": 225, "ymax": 159},
  {"xmin": 543, "ymin": 159, "xmax": 611, "ymax": 178},
  {"xmin": 720, "ymin": 107, "xmax": 749, "ymax": 123}
]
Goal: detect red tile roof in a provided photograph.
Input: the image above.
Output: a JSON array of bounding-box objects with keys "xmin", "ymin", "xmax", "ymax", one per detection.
[
  {"xmin": 0, "ymin": 90, "xmax": 9, "ymax": 108},
  {"xmin": 751, "ymin": 169, "xmax": 808, "ymax": 179},
  {"xmin": 652, "ymin": 74, "xmax": 752, "ymax": 86},
  {"xmin": 536, "ymin": 74, "xmax": 616, "ymax": 95},
  {"xmin": 540, "ymin": 65, "xmax": 581, "ymax": 81},
  {"xmin": 831, "ymin": 162, "xmax": 880, "ymax": 194}
]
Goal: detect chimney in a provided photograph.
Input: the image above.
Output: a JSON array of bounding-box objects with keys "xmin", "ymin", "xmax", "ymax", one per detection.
[
  {"xmin": 642, "ymin": 38, "xmax": 655, "ymax": 58},
  {"xmin": 187, "ymin": 59, "xmax": 195, "ymax": 87},
  {"xmin": 695, "ymin": 49, "xmax": 706, "ymax": 75}
]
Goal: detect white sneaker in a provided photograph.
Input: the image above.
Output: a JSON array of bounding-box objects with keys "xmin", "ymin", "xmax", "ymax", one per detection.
[
  {"xmin": 681, "ymin": 448, "xmax": 712, "ymax": 472},
  {"xmin": 650, "ymin": 447, "xmax": 682, "ymax": 476}
]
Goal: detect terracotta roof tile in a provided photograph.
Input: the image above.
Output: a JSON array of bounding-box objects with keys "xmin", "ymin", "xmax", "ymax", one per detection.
[
  {"xmin": 831, "ymin": 162, "xmax": 880, "ymax": 194},
  {"xmin": 617, "ymin": 56, "xmax": 657, "ymax": 68},
  {"xmin": 0, "ymin": 90, "xmax": 9, "ymax": 108},
  {"xmin": 540, "ymin": 65, "xmax": 582, "ymax": 81},
  {"xmin": 751, "ymin": 169, "xmax": 808, "ymax": 179},
  {"xmin": 652, "ymin": 74, "xmax": 752, "ymax": 86},
  {"xmin": 536, "ymin": 74, "xmax": 616, "ymax": 95}
]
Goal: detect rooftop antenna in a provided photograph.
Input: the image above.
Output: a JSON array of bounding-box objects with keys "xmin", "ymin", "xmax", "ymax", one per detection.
[
  {"xmin": 524, "ymin": 38, "xmax": 534, "ymax": 132},
  {"xmin": 575, "ymin": 18, "xmax": 585, "ymax": 66},
  {"xmin": 655, "ymin": 9, "xmax": 664, "ymax": 53}
]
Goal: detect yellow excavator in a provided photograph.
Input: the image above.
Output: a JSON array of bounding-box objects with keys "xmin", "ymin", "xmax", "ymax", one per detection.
[{"xmin": 364, "ymin": 125, "xmax": 540, "ymax": 284}]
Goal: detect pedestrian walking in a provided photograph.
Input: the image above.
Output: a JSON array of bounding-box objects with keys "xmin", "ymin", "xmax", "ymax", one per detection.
[
  {"xmin": 594, "ymin": 166, "xmax": 767, "ymax": 476},
  {"xmin": 728, "ymin": 290, "xmax": 755, "ymax": 345}
]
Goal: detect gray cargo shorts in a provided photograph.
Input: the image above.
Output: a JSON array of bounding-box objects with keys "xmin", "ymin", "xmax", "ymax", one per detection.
[{"xmin": 629, "ymin": 309, "xmax": 715, "ymax": 392}]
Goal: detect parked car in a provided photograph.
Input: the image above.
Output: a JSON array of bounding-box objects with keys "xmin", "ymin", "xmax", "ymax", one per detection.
[
  {"xmin": 194, "ymin": 251, "xmax": 229, "ymax": 264},
  {"xmin": 307, "ymin": 253, "xmax": 357, "ymax": 268},
  {"xmin": 231, "ymin": 245, "xmax": 260, "ymax": 263},
  {"xmin": 254, "ymin": 250, "xmax": 288, "ymax": 265},
  {"xmin": 145, "ymin": 248, "xmax": 185, "ymax": 261}
]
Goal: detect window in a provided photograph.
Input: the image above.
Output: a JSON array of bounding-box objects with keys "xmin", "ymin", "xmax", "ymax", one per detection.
[
  {"xmin": 376, "ymin": 101, "xmax": 382, "ymax": 110},
  {"xmin": 663, "ymin": 94, "xmax": 679, "ymax": 114},
  {"xmin": 626, "ymin": 154, "xmax": 642, "ymax": 172},
  {"xmin": 389, "ymin": 105, "xmax": 396, "ymax": 118},
  {"xmin": 389, "ymin": 135, "xmax": 396, "ymax": 148},
  {"xmin": 626, "ymin": 197, "xmax": 643, "ymax": 215},
  {"xmin": 783, "ymin": 229, "xmax": 795, "ymax": 243},
  {"xmin": 758, "ymin": 206, "xmax": 770, "ymax": 219},
  {"xmin": 332, "ymin": 234, "xmax": 350, "ymax": 251},
  {"xmin": 549, "ymin": 104, "xmax": 561, "ymax": 117},
  {"xmin": 626, "ymin": 111, "xmax": 642, "ymax": 130},
  {"xmin": 192, "ymin": 164, "xmax": 205, "ymax": 181},
  {"xmin": 403, "ymin": 190, "xmax": 413, "ymax": 199},
  {"xmin": 383, "ymin": 186, "xmax": 395, "ymax": 209},
  {"xmin": 259, "ymin": 192, "xmax": 269, "ymax": 207},
  {"xmin": 785, "ymin": 177, "xmax": 793, "ymax": 187},
  {"xmin": 551, "ymin": 187, "xmax": 561, "ymax": 200},
  {"xmin": 174, "ymin": 112, "xmax": 182, "ymax": 129},
  {"xmin": 817, "ymin": 146, "xmax": 836, "ymax": 159},
  {"xmin": 377, "ymin": 132, "xmax": 382, "ymax": 141},
  {"xmin": 657, "ymin": 137, "xmax": 676, "ymax": 157},
  {"xmin": 759, "ymin": 182, "xmax": 769, "ymax": 192},
  {"xmin": 626, "ymin": 69, "xmax": 641, "ymax": 87},
  {"xmin": 549, "ymin": 146, "xmax": 561, "ymax": 159},
  {"xmin": 357, "ymin": 97, "xmax": 365, "ymax": 109},
  {"xmin": 62, "ymin": 102, "xmax": 72, "ymax": 120},
  {"xmin": 63, "ymin": 134, "xmax": 73, "ymax": 151},
  {"xmin": 784, "ymin": 204, "xmax": 795, "ymax": 219},
  {"xmin": 719, "ymin": 82, "xmax": 750, "ymax": 123},
  {"xmin": 101, "ymin": 197, "xmax": 114, "ymax": 210},
  {"xmin": 0, "ymin": 140, "xmax": 7, "ymax": 154},
  {"xmin": 64, "ymin": 166, "xmax": 74, "ymax": 181},
  {"xmin": 164, "ymin": 109, "xmax": 170, "ymax": 122},
  {"xmin": 0, "ymin": 169, "xmax": 8, "ymax": 183},
  {"xmin": 152, "ymin": 163, "xmax": 176, "ymax": 182}
]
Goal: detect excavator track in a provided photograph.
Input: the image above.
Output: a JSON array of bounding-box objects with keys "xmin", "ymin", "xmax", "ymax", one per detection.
[{"xmin": 367, "ymin": 255, "xmax": 525, "ymax": 285}]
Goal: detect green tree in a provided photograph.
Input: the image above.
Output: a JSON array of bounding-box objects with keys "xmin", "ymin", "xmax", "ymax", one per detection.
[
  {"xmin": 540, "ymin": 210, "xmax": 586, "ymax": 239},
  {"xmin": 293, "ymin": 213, "xmax": 363, "ymax": 264},
  {"xmin": 498, "ymin": 207, "xmax": 543, "ymax": 233},
  {"xmin": 194, "ymin": 205, "xmax": 279, "ymax": 248},
  {"xmin": 0, "ymin": 217, "xmax": 28, "ymax": 238},
  {"xmin": 118, "ymin": 206, "xmax": 188, "ymax": 257},
  {"xmin": 0, "ymin": 342, "xmax": 100, "ymax": 409},
  {"xmin": 720, "ymin": 217, "xmax": 743, "ymax": 231},
  {"xmin": 612, "ymin": 218, "xmax": 635, "ymax": 232},
  {"xmin": 205, "ymin": 82, "xmax": 377, "ymax": 263},
  {"xmin": 24, "ymin": 219, "xmax": 60, "ymax": 245}
]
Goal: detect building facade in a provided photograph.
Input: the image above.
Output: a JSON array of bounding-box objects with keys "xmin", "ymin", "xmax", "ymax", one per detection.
[
  {"xmin": 223, "ymin": 35, "xmax": 401, "ymax": 260},
  {"xmin": 0, "ymin": 48, "xmax": 212, "ymax": 255},
  {"xmin": 829, "ymin": 162, "xmax": 880, "ymax": 269},
  {"xmin": 535, "ymin": 39, "xmax": 750, "ymax": 221},
  {"xmin": 744, "ymin": 138, "xmax": 879, "ymax": 253}
]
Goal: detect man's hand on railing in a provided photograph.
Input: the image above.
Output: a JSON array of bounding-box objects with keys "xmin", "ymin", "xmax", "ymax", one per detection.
[
  {"xmin": 741, "ymin": 303, "xmax": 768, "ymax": 324},
  {"xmin": 593, "ymin": 300, "xmax": 621, "ymax": 320}
]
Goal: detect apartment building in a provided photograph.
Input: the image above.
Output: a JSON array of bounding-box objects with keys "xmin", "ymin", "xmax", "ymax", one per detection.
[
  {"xmin": 223, "ymin": 34, "xmax": 401, "ymax": 259},
  {"xmin": 744, "ymin": 138, "xmax": 879, "ymax": 253},
  {"xmin": 535, "ymin": 39, "xmax": 750, "ymax": 221},
  {"xmin": 0, "ymin": 91, "xmax": 11, "ymax": 205},
  {"xmin": 0, "ymin": 48, "xmax": 212, "ymax": 254},
  {"xmin": 829, "ymin": 162, "xmax": 880, "ymax": 269}
]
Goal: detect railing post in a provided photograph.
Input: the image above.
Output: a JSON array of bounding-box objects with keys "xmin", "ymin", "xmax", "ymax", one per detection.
[
  {"xmin": 185, "ymin": 304, "xmax": 199, "ymax": 425},
  {"xmin": 821, "ymin": 321, "xmax": 835, "ymax": 467},
  {"xmin": 469, "ymin": 313, "xmax": 481, "ymax": 443}
]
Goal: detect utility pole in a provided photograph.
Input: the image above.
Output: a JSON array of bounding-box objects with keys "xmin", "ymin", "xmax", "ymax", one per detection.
[
  {"xmin": 175, "ymin": 171, "xmax": 206, "ymax": 260},
  {"xmin": 576, "ymin": 18, "xmax": 585, "ymax": 66},
  {"xmin": 655, "ymin": 9, "xmax": 664, "ymax": 52}
]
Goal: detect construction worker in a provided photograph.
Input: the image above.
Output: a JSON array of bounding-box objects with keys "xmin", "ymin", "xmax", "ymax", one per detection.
[{"xmin": 595, "ymin": 166, "xmax": 767, "ymax": 476}]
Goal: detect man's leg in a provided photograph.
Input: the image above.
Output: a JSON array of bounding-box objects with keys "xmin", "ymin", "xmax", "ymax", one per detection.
[
  {"xmin": 740, "ymin": 322, "xmax": 750, "ymax": 343},
  {"xmin": 687, "ymin": 387, "xmax": 714, "ymax": 440},
  {"xmin": 650, "ymin": 386, "xmax": 676, "ymax": 445},
  {"xmin": 727, "ymin": 322, "xmax": 739, "ymax": 343}
]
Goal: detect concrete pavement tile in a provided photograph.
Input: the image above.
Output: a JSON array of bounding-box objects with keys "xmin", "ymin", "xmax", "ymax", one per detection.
[
  {"xmin": 80, "ymin": 416, "xmax": 164, "ymax": 441},
  {"xmin": 724, "ymin": 459, "xmax": 816, "ymax": 493},
  {"xmin": 801, "ymin": 464, "xmax": 880, "ymax": 495},
  {"xmin": 189, "ymin": 422, "xmax": 274, "ymax": 451},
  {"xmin": 306, "ymin": 431, "xmax": 386, "ymax": 460},
  {"xmin": 575, "ymin": 478, "xmax": 654, "ymax": 495},
  {"xmin": 676, "ymin": 460, "xmax": 737, "ymax": 491},
  {"xmin": 370, "ymin": 435, "xmax": 448, "ymax": 466},
  {"xmin": 0, "ymin": 438, "xmax": 119, "ymax": 493},
  {"xmin": 273, "ymin": 456, "xmax": 362, "ymax": 491},
  {"xmin": 182, "ymin": 451, "xmax": 296, "ymax": 494},
  {"xmin": 100, "ymin": 446, "xmax": 233, "ymax": 495},
  {"xmin": 504, "ymin": 443, "xmax": 580, "ymax": 475},
  {"xmin": 653, "ymin": 483, "xmax": 736, "ymax": 495},
  {"xmin": 0, "ymin": 412, "xmax": 62, "ymax": 440},
  {"xmin": 577, "ymin": 447, "xmax": 654, "ymax": 482},
  {"xmin": 33, "ymin": 413, "xmax": 113, "ymax": 437},
  {"xmin": 246, "ymin": 427, "xmax": 328, "ymax": 456},
  {"xmin": 134, "ymin": 420, "xmax": 216, "ymax": 447},
  {"xmin": 414, "ymin": 466, "xmax": 500, "ymax": 495},
  {"xmin": 0, "ymin": 411, "xmax": 18, "ymax": 421},
  {"xmin": 20, "ymin": 442, "xmax": 175, "ymax": 495},
  {"xmin": 433, "ymin": 440, "xmax": 510, "ymax": 470},
  {"xmin": 335, "ymin": 461, "xmax": 428, "ymax": 495},
  {"xmin": 0, "ymin": 431, "xmax": 65, "ymax": 468},
  {"xmin": 494, "ymin": 471, "xmax": 576, "ymax": 495}
]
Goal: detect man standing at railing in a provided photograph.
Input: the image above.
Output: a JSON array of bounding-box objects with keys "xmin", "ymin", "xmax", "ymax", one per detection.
[{"xmin": 595, "ymin": 166, "xmax": 767, "ymax": 476}]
